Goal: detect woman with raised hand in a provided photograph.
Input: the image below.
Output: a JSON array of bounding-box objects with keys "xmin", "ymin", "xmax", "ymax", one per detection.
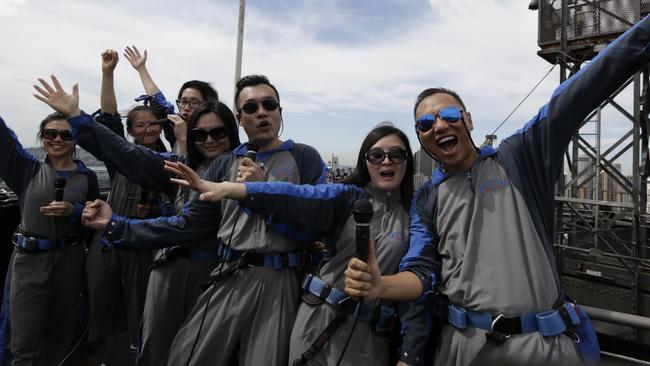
[
  {"xmin": 164, "ymin": 123, "xmax": 414, "ymax": 366},
  {"xmin": 33, "ymin": 68, "xmax": 239, "ymax": 366},
  {"xmin": 0, "ymin": 92, "xmax": 98, "ymax": 364},
  {"xmin": 124, "ymin": 45, "xmax": 219, "ymax": 153}
]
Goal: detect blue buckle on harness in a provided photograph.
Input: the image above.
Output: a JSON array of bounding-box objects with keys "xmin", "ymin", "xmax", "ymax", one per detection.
[
  {"xmin": 302, "ymin": 274, "xmax": 348, "ymax": 305},
  {"xmin": 447, "ymin": 303, "xmax": 581, "ymax": 338},
  {"xmin": 301, "ymin": 274, "xmax": 395, "ymax": 328},
  {"xmin": 11, "ymin": 233, "xmax": 71, "ymax": 251}
]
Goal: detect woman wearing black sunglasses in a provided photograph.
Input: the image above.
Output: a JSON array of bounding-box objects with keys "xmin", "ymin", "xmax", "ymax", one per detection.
[
  {"xmin": 164, "ymin": 123, "xmax": 416, "ymax": 366},
  {"xmin": 33, "ymin": 70, "xmax": 239, "ymax": 365},
  {"xmin": 0, "ymin": 109, "xmax": 99, "ymax": 364}
]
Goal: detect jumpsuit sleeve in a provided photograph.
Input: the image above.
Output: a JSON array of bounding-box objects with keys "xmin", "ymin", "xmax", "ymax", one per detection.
[
  {"xmin": 102, "ymin": 156, "xmax": 224, "ymax": 250},
  {"xmin": 293, "ymin": 143, "xmax": 328, "ymax": 185},
  {"xmin": 0, "ymin": 116, "xmax": 40, "ymax": 196},
  {"xmin": 138, "ymin": 91, "xmax": 177, "ymax": 147},
  {"xmin": 500, "ymin": 14, "xmax": 650, "ymax": 195},
  {"xmin": 68, "ymin": 112, "xmax": 179, "ymax": 199},
  {"xmin": 399, "ymin": 181, "xmax": 441, "ymax": 302},
  {"xmin": 242, "ymin": 182, "xmax": 359, "ymax": 233},
  {"xmin": 398, "ymin": 301, "xmax": 430, "ymax": 366}
]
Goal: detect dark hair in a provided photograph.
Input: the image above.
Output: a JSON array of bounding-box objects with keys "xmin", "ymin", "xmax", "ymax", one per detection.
[
  {"xmin": 234, "ymin": 74, "xmax": 280, "ymax": 108},
  {"xmin": 186, "ymin": 101, "xmax": 240, "ymax": 170},
  {"xmin": 126, "ymin": 105, "xmax": 167, "ymax": 152},
  {"xmin": 343, "ymin": 123, "xmax": 414, "ymax": 201},
  {"xmin": 37, "ymin": 112, "xmax": 68, "ymax": 140},
  {"xmin": 37, "ymin": 112, "xmax": 76, "ymax": 157},
  {"xmin": 413, "ymin": 87, "xmax": 467, "ymax": 119},
  {"xmin": 177, "ymin": 80, "xmax": 218, "ymax": 103}
]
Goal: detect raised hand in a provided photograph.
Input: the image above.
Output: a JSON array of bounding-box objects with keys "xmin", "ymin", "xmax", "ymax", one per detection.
[
  {"xmin": 101, "ymin": 49, "xmax": 119, "ymax": 72},
  {"xmin": 344, "ymin": 240, "xmax": 383, "ymax": 301},
  {"xmin": 164, "ymin": 161, "xmax": 247, "ymax": 202},
  {"xmin": 164, "ymin": 161, "xmax": 205, "ymax": 191},
  {"xmin": 124, "ymin": 45, "xmax": 147, "ymax": 71},
  {"xmin": 82, "ymin": 199, "xmax": 113, "ymax": 230},
  {"xmin": 33, "ymin": 75, "xmax": 81, "ymax": 118}
]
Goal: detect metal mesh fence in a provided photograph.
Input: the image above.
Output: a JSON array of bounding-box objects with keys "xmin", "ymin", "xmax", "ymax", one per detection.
[{"xmin": 539, "ymin": 0, "xmax": 643, "ymax": 45}]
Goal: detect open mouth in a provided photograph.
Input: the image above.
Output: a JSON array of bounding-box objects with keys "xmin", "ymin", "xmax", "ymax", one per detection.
[
  {"xmin": 259, "ymin": 121, "xmax": 270, "ymax": 128},
  {"xmin": 437, "ymin": 135, "xmax": 458, "ymax": 153},
  {"xmin": 380, "ymin": 170, "xmax": 395, "ymax": 178}
]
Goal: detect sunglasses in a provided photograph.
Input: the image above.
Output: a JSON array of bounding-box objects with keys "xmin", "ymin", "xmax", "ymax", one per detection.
[
  {"xmin": 365, "ymin": 147, "xmax": 408, "ymax": 165},
  {"xmin": 41, "ymin": 129, "xmax": 73, "ymax": 141},
  {"xmin": 415, "ymin": 106, "xmax": 463, "ymax": 132},
  {"xmin": 191, "ymin": 127, "xmax": 228, "ymax": 143},
  {"xmin": 240, "ymin": 98, "xmax": 280, "ymax": 115}
]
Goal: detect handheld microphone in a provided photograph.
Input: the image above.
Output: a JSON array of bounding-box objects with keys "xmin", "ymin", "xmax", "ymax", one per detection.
[
  {"xmin": 54, "ymin": 177, "xmax": 66, "ymax": 202},
  {"xmin": 352, "ymin": 199, "xmax": 373, "ymax": 262},
  {"xmin": 245, "ymin": 142, "xmax": 261, "ymax": 161}
]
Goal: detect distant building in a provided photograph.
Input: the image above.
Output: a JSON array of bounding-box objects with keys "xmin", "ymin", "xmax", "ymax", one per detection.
[{"xmin": 414, "ymin": 149, "xmax": 436, "ymax": 190}]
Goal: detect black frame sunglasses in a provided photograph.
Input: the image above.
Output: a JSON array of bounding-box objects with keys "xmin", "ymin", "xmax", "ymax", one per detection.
[
  {"xmin": 415, "ymin": 106, "xmax": 463, "ymax": 132},
  {"xmin": 176, "ymin": 98, "xmax": 203, "ymax": 109},
  {"xmin": 239, "ymin": 98, "xmax": 280, "ymax": 115},
  {"xmin": 41, "ymin": 129, "xmax": 73, "ymax": 142},
  {"xmin": 191, "ymin": 127, "xmax": 228, "ymax": 142},
  {"xmin": 365, "ymin": 147, "xmax": 408, "ymax": 165}
]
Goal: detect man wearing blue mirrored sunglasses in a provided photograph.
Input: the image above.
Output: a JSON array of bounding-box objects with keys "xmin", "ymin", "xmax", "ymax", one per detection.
[{"xmin": 345, "ymin": 11, "xmax": 650, "ymax": 366}]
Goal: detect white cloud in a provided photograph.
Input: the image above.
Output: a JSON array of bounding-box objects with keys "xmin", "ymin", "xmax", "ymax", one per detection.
[{"xmin": 0, "ymin": 0, "xmax": 636, "ymax": 167}]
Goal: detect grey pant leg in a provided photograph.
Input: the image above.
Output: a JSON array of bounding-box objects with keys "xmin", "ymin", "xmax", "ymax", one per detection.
[
  {"xmin": 139, "ymin": 257, "xmax": 216, "ymax": 366},
  {"xmin": 120, "ymin": 250, "xmax": 154, "ymax": 347},
  {"xmin": 167, "ymin": 268, "xmax": 299, "ymax": 366},
  {"xmin": 238, "ymin": 268, "xmax": 300, "ymax": 366},
  {"xmin": 86, "ymin": 236, "xmax": 124, "ymax": 346},
  {"xmin": 10, "ymin": 245, "xmax": 84, "ymax": 366},
  {"xmin": 10, "ymin": 250, "xmax": 51, "ymax": 366},
  {"xmin": 39, "ymin": 245, "xmax": 84, "ymax": 364},
  {"xmin": 289, "ymin": 303, "xmax": 389, "ymax": 366}
]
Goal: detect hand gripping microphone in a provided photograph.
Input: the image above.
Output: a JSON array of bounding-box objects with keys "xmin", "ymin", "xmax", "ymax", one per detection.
[
  {"xmin": 54, "ymin": 177, "xmax": 66, "ymax": 202},
  {"xmin": 245, "ymin": 142, "xmax": 262, "ymax": 161},
  {"xmin": 352, "ymin": 199, "xmax": 373, "ymax": 262}
]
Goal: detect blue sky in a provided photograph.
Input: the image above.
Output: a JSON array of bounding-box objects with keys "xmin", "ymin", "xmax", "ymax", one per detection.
[{"xmin": 0, "ymin": 0, "xmax": 636, "ymax": 170}]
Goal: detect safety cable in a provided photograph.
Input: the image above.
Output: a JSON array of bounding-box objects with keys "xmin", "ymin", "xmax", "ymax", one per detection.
[
  {"xmin": 482, "ymin": 62, "xmax": 558, "ymax": 146},
  {"xmin": 334, "ymin": 302, "xmax": 362, "ymax": 366}
]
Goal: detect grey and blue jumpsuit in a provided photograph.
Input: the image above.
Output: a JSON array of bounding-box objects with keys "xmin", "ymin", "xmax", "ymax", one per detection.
[
  {"xmin": 0, "ymin": 116, "xmax": 99, "ymax": 366},
  {"xmin": 239, "ymin": 182, "xmax": 410, "ymax": 365},
  {"xmin": 401, "ymin": 14, "xmax": 650, "ymax": 366},
  {"xmin": 101, "ymin": 141, "xmax": 326, "ymax": 366},
  {"xmin": 67, "ymin": 111, "xmax": 223, "ymax": 366},
  {"xmin": 75, "ymin": 112, "xmax": 165, "ymax": 353}
]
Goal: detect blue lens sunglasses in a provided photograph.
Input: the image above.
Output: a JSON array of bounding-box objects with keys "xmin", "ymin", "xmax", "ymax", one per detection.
[{"xmin": 415, "ymin": 106, "xmax": 463, "ymax": 132}]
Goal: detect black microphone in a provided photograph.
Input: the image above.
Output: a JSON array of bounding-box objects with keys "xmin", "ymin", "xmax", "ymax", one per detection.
[
  {"xmin": 352, "ymin": 199, "xmax": 373, "ymax": 262},
  {"xmin": 54, "ymin": 177, "xmax": 66, "ymax": 202},
  {"xmin": 245, "ymin": 142, "xmax": 262, "ymax": 161}
]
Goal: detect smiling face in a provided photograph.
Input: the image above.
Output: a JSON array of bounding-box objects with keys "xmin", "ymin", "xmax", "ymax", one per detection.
[
  {"xmin": 366, "ymin": 133, "xmax": 408, "ymax": 192},
  {"xmin": 415, "ymin": 92, "xmax": 478, "ymax": 172},
  {"xmin": 41, "ymin": 119, "xmax": 75, "ymax": 159},
  {"xmin": 128, "ymin": 110, "xmax": 161, "ymax": 145},
  {"xmin": 236, "ymin": 84, "xmax": 282, "ymax": 151},
  {"xmin": 193, "ymin": 112, "xmax": 231, "ymax": 160}
]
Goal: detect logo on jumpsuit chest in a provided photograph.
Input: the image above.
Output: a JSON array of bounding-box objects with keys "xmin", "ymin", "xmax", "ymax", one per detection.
[
  {"xmin": 267, "ymin": 167, "xmax": 294, "ymax": 181},
  {"xmin": 478, "ymin": 178, "xmax": 509, "ymax": 193}
]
